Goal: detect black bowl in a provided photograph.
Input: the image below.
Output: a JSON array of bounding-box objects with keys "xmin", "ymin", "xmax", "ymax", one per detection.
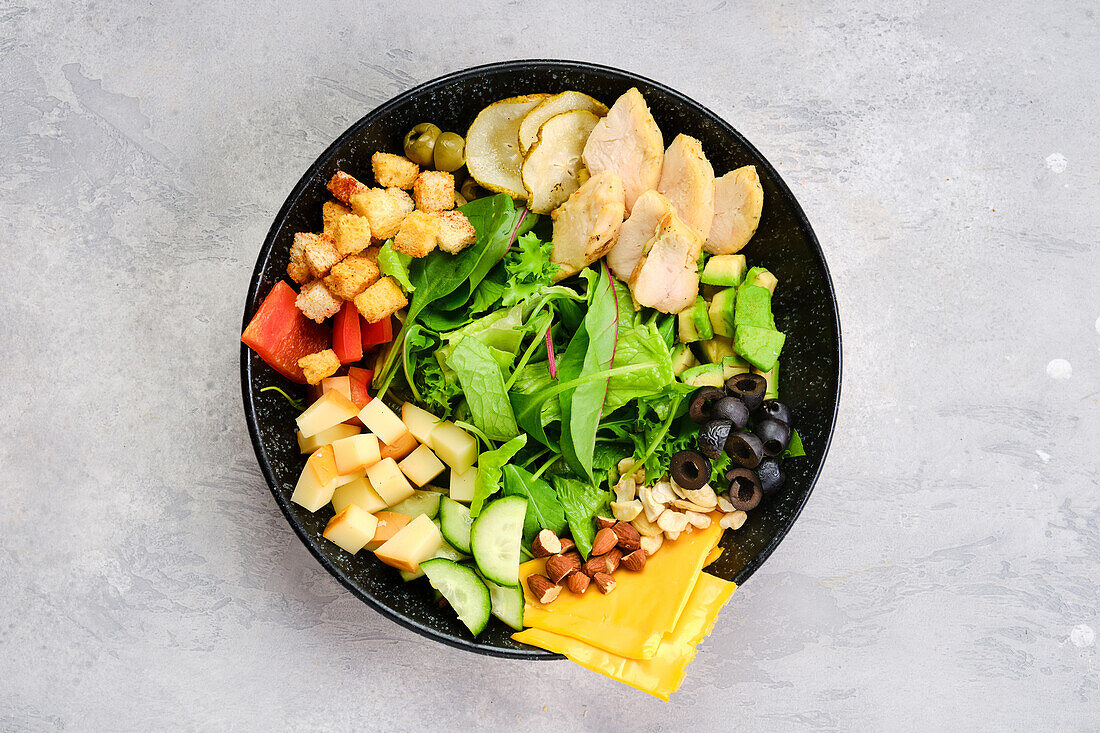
[{"xmin": 241, "ymin": 60, "xmax": 841, "ymax": 658}]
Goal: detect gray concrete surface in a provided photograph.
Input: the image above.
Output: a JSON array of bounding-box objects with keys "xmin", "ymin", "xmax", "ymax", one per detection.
[{"xmin": 1, "ymin": 1, "xmax": 1097, "ymax": 730}]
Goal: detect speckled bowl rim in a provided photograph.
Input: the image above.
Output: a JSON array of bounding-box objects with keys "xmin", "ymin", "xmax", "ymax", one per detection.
[{"xmin": 241, "ymin": 59, "xmax": 842, "ymax": 660}]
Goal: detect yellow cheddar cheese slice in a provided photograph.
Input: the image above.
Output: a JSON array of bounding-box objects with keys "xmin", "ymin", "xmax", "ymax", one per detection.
[
  {"xmin": 513, "ymin": 573, "xmax": 735, "ymax": 701},
  {"xmin": 704, "ymin": 546, "xmax": 723, "ymax": 567},
  {"xmin": 518, "ymin": 516, "xmax": 723, "ymax": 659}
]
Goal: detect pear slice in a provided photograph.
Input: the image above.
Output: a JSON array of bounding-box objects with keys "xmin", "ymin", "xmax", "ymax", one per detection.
[
  {"xmin": 465, "ymin": 94, "xmax": 549, "ymax": 199},
  {"xmin": 521, "ymin": 110, "xmax": 602, "ymax": 215},
  {"xmin": 518, "ymin": 91, "xmax": 608, "ymax": 153}
]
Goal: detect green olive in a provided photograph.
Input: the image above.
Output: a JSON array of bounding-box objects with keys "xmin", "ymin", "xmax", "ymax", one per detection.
[
  {"xmin": 460, "ymin": 177, "xmax": 484, "ymax": 202},
  {"xmin": 433, "ymin": 132, "xmax": 466, "ymax": 172},
  {"xmin": 453, "ymin": 192, "xmax": 468, "ymax": 207},
  {"xmin": 403, "ymin": 123, "xmax": 441, "ymax": 167}
]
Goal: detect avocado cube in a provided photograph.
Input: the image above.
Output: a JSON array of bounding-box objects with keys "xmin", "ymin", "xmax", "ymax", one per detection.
[
  {"xmin": 734, "ymin": 325, "xmax": 786, "ymax": 372},
  {"xmin": 707, "ymin": 288, "xmax": 737, "ymax": 338},
  {"xmin": 677, "ymin": 308, "xmax": 701, "ymax": 343},
  {"xmin": 680, "ymin": 363, "xmax": 725, "ymax": 388},
  {"xmin": 700, "ymin": 254, "xmax": 748, "ymax": 286},
  {"xmin": 699, "ymin": 335, "xmax": 736, "ymax": 363},
  {"xmin": 691, "ymin": 296, "xmax": 713, "ymax": 340},
  {"xmin": 734, "ymin": 285, "xmax": 776, "ymax": 330},
  {"xmin": 743, "ymin": 266, "xmax": 778, "ymax": 294},
  {"xmin": 672, "ymin": 344, "xmax": 698, "ymax": 377},
  {"xmin": 722, "ymin": 355, "xmax": 752, "ymax": 380}
]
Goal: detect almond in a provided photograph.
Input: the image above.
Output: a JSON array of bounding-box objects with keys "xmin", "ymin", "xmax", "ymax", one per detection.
[
  {"xmin": 611, "ymin": 521, "xmax": 641, "ymax": 551},
  {"xmin": 605, "ymin": 547, "xmax": 623, "ymax": 573},
  {"xmin": 567, "ymin": 571, "xmax": 591, "ymax": 594},
  {"xmin": 545, "ymin": 551, "xmax": 582, "ymax": 583},
  {"xmin": 557, "ymin": 537, "xmax": 576, "ymax": 554},
  {"xmin": 590, "ymin": 527, "xmax": 618, "ymax": 556},
  {"xmin": 531, "ymin": 529, "xmax": 563, "ymax": 557},
  {"xmin": 595, "ymin": 515, "xmax": 617, "ymax": 530},
  {"xmin": 621, "ymin": 549, "xmax": 647, "ymax": 571},
  {"xmin": 526, "ymin": 574, "xmax": 561, "ymax": 604},
  {"xmin": 593, "ymin": 572, "xmax": 616, "ymax": 594},
  {"xmin": 583, "ymin": 555, "xmax": 607, "ymax": 577}
]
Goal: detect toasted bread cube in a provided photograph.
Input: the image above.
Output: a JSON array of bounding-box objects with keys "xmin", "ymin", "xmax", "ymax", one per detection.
[
  {"xmin": 295, "ymin": 280, "xmax": 342, "ymax": 323},
  {"xmin": 327, "ymin": 171, "xmax": 367, "ymax": 205},
  {"xmin": 298, "ymin": 348, "xmax": 341, "ymax": 385},
  {"xmin": 323, "ymin": 504, "xmax": 379, "ymax": 554},
  {"xmin": 354, "ymin": 277, "xmax": 408, "ymax": 324},
  {"xmin": 413, "ymin": 171, "xmax": 455, "ymax": 212},
  {"xmin": 362, "ymin": 245, "xmax": 380, "ymax": 269},
  {"xmin": 288, "ymin": 232, "xmax": 313, "ymax": 283},
  {"xmin": 393, "ymin": 210, "xmax": 441, "ymax": 258},
  {"xmin": 398, "ymin": 444, "xmax": 446, "ymax": 487},
  {"xmin": 301, "ymin": 233, "xmax": 341, "ymax": 278},
  {"xmin": 322, "ymin": 201, "xmax": 352, "ymax": 234},
  {"xmin": 388, "ymin": 187, "xmax": 415, "ymax": 217},
  {"xmin": 350, "ymin": 188, "xmax": 405, "ymax": 240},
  {"xmin": 372, "ymin": 152, "xmax": 419, "ymax": 189},
  {"xmin": 331, "ymin": 213, "xmax": 372, "ymax": 256},
  {"xmin": 437, "ymin": 210, "xmax": 477, "ymax": 254},
  {"xmin": 324, "ymin": 253, "xmax": 380, "ymax": 301}
]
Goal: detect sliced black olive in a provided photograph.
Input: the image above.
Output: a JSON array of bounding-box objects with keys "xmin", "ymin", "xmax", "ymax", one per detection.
[
  {"xmin": 726, "ymin": 373, "xmax": 767, "ymax": 411},
  {"xmin": 670, "ymin": 450, "xmax": 711, "ymax": 490},
  {"xmin": 710, "ymin": 396, "xmax": 749, "ymax": 429},
  {"xmin": 757, "ymin": 458, "xmax": 786, "ymax": 496},
  {"xmin": 725, "ymin": 430, "xmax": 764, "ymax": 468},
  {"xmin": 725, "ymin": 468, "xmax": 763, "ymax": 511},
  {"xmin": 754, "ymin": 418, "xmax": 792, "ymax": 457},
  {"xmin": 760, "ymin": 399, "xmax": 792, "ymax": 425},
  {"xmin": 698, "ymin": 420, "xmax": 733, "ymax": 460},
  {"xmin": 688, "ymin": 387, "xmax": 726, "ymax": 423}
]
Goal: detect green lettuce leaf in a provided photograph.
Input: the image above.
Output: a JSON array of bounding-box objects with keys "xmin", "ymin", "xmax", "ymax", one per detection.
[
  {"xmin": 446, "ymin": 336, "xmax": 519, "ymax": 441},
  {"xmin": 551, "ymin": 476, "xmax": 610, "ymax": 558},
  {"xmin": 471, "ymin": 434, "xmax": 527, "ymax": 517},
  {"xmin": 502, "ymin": 464, "xmax": 567, "ymax": 545}
]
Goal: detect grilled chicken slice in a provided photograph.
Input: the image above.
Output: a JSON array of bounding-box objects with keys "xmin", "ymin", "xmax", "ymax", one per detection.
[
  {"xmin": 628, "ymin": 210, "xmax": 703, "ymax": 314},
  {"xmin": 606, "ymin": 190, "xmax": 675, "ymax": 282},
  {"xmin": 582, "ymin": 88, "xmax": 664, "ymax": 213},
  {"xmin": 656, "ymin": 134, "xmax": 715, "ymax": 243},
  {"xmin": 550, "ymin": 170, "xmax": 626, "ymax": 280},
  {"xmin": 706, "ymin": 165, "xmax": 764, "ymax": 254}
]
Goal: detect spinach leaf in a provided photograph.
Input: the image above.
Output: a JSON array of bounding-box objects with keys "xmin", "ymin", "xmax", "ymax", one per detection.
[
  {"xmin": 377, "ymin": 241, "xmax": 414, "ymax": 292},
  {"xmin": 471, "ymin": 434, "xmax": 527, "ymax": 516},
  {"xmin": 556, "ymin": 323, "xmax": 590, "ymax": 477},
  {"xmin": 469, "ymin": 265, "xmax": 506, "ymax": 313},
  {"xmin": 446, "ymin": 336, "xmax": 519, "ymax": 441},
  {"xmin": 437, "ymin": 197, "xmax": 533, "ymax": 311},
  {"xmin": 551, "ymin": 476, "xmax": 610, "ymax": 558},
  {"xmin": 603, "ymin": 319, "xmax": 676, "ymax": 414},
  {"xmin": 508, "ymin": 362, "xmax": 561, "ymax": 450},
  {"xmin": 502, "ymin": 464, "xmax": 567, "ymax": 545}
]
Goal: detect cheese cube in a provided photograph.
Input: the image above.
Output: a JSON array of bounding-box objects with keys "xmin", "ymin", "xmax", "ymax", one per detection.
[
  {"xmin": 296, "ymin": 423, "xmax": 360, "ymax": 453},
  {"xmin": 365, "ymin": 511, "xmax": 412, "ymax": 551},
  {"xmin": 332, "ymin": 468, "xmax": 364, "ymax": 489},
  {"xmin": 358, "ymin": 399, "xmax": 409, "ymax": 445},
  {"xmin": 321, "ymin": 375, "xmax": 353, "ymax": 401},
  {"xmin": 379, "ymin": 430, "xmax": 419, "ymax": 461},
  {"xmin": 431, "ymin": 421, "xmax": 478, "ymax": 474},
  {"xmin": 331, "ymin": 433, "xmax": 381, "ymax": 474},
  {"xmin": 365, "ymin": 457, "xmax": 415, "ymax": 506},
  {"xmin": 449, "ymin": 466, "xmax": 476, "ymax": 503},
  {"xmin": 401, "ymin": 402, "xmax": 443, "ymax": 446},
  {"xmin": 331, "ymin": 475, "xmax": 388, "ymax": 514},
  {"xmin": 323, "ymin": 504, "xmax": 379, "ymax": 554},
  {"xmin": 297, "ymin": 390, "xmax": 360, "ymax": 438},
  {"xmin": 398, "ymin": 444, "xmax": 446, "ymax": 487},
  {"xmin": 291, "ymin": 445, "xmax": 341, "ymax": 512},
  {"xmin": 374, "ymin": 514, "xmax": 443, "ymax": 573}
]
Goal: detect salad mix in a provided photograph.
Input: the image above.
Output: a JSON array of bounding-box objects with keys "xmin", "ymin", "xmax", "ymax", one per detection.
[{"xmin": 242, "ymin": 86, "xmax": 803, "ymax": 700}]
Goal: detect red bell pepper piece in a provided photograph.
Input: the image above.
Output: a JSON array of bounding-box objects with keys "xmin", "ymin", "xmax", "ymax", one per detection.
[
  {"xmin": 361, "ymin": 315, "xmax": 394, "ymax": 350},
  {"xmin": 347, "ymin": 367, "xmax": 374, "ymax": 408},
  {"xmin": 241, "ymin": 281, "xmax": 330, "ymax": 384},
  {"xmin": 332, "ymin": 301, "xmax": 364, "ymax": 365}
]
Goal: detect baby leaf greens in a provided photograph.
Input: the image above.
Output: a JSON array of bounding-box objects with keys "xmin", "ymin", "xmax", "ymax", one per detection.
[
  {"xmin": 551, "ymin": 476, "xmax": 611, "ymax": 559},
  {"xmin": 446, "ymin": 336, "xmax": 519, "ymax": 441},
  {"xmin": 471, "ymin": 434, "xmax": 527, "ymax": 517},
  {"xmin": 502, "ymin": 464, "xmax": 567, "ymax": 545}
]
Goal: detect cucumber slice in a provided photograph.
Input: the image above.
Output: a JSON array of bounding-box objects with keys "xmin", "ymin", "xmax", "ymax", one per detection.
[
  {"xmin": 470, "ymin": 495, "xmax": 527, "ymax": 586},
  {"xmin": 439, "ymin": 496, "xmax": 474, "ymax": 554},
  {"xmin": 420, "ymin": 559, "xmax": 491, "ymax": 636},
  {"xmin": 388, "ymin": 489, "xmax": 442, "ymax": 520},
  {"xmin": 480, "ymin": 573, "xmax": 524, "ymax": 631}
]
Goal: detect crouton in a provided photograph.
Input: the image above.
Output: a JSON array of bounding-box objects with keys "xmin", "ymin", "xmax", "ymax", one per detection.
[
  {"xmin": 331, "ymin": 213, "xmax": 372, "ymax": 256},
  {"xmin": 413, "ymin": 171, "xmax": 455, "ymax": 212},
  {"xmin": 296, "ymin": 280, "xmax": 343, "ymax": 323},
  {"xmin": 354, "ymin": 277, "xmax": 408, "ymax": 324},
  {"xmin": 388, "ymin": 187, "xmax": 415, "ymax": 217},
  {"xmin": 349, "ymin": 188, "xmax": 406, "ymax": 240},
  {"xmin": 362, "ymin": 245, "xmax": 380, "ymax": 269},
  {"xmin": 327, "ymin": 171, "xmax": 368, "ymax": 205},
  {"xmin": 322, "ymin": 201, "xmax": 352, "ymax": 234},
  {"xmin": 287, "ymin": 232, "xmax": 313, "ymax": 283},
  {"xmin": 324, "ymin": 253, "xmax": 380, "ymax": 301},
  {"xmin": 393, "ymin": 211, "xmax": 441, "ymax": 258},
  {"xmin": 301, "ymin": 233, "xmax": 341, "ymax": 278},
  {"xmin": 437, "ymin": 210, "xmax": 477, "ymax": 254},
  {"xmin": 298, "ymin": 349, "xmax": 341, "ymax": 385},
  {"xmin": 372, "ymin": 152, "xmax": 419, "ymax": 189}
]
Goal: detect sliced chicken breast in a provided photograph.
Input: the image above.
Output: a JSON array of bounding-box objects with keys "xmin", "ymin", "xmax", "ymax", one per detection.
[
  {"xmin": 656, "ymin": 134, "xmax": 715, "ymax": 243},
  {"xmin": 550, "ymin": 170, "xmax": 626, "ymax": 280},
  {"xmin": 582, "ymin": 88, "xmax": 664, "ymax": 213},
  {"xmin": 606, "ymin": 190, "xmax": 675, "ymax": 282},
  {"xmin": 628, "ymin": 210, "xmax": 703, "ymax": 314},
  {"xmin": 706, "ymin": 165, "xmax": 764, "ymax": 254}
]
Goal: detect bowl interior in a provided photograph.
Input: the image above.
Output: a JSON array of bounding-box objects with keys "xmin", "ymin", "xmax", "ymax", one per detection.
[{"xmin": 241, "ymin": 60, "xmax": 841, "ymax": 658}]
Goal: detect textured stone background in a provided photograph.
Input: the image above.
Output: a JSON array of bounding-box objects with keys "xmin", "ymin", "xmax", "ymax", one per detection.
[{"xmin": 1, "ymin": 1, "xmax": 1097, "ymax": 730}]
